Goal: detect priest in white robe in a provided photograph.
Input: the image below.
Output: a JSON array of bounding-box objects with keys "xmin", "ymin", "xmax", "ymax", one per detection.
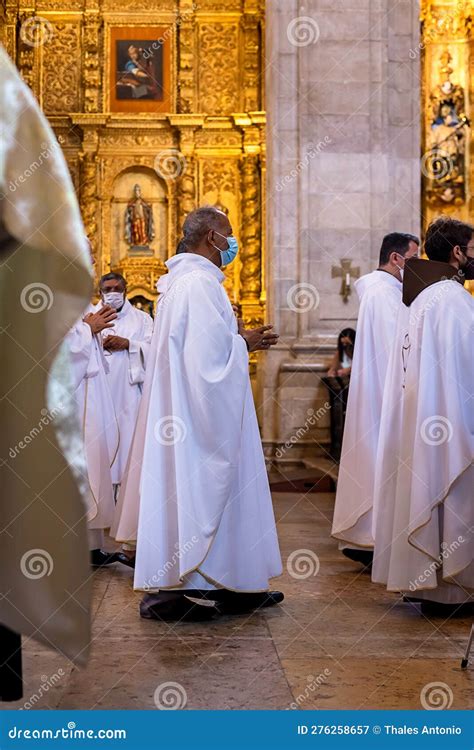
[
  {"xmin": 66, "ymin": 303, "xmax": 122, "ymax": 567},
  {"xmin": 96, "ymin": 273, "xmax": 153, "ymax": 492},
  {"xmin": 372, "ymin": 217, "xmax": 474, "ymax": 613},
  {"xmin": 331, "ymin": 233, "xmax": 419, "ymax": 567},
  {"xmin": 0, "ymin": 43, "xmax": 92, "ymax": 696},
  {"xmin": 94, "ymin": 272, "xmax": 153, "ymax": 568},
  {"xmin": 112, "ymin": 206, "xmax": 283, "ymax": 620}
]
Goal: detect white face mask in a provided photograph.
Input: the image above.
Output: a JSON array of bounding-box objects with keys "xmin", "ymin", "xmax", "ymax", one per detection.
[
  {"xmin": 102, "ymin": 291, "xmax": 124, "ymax": 310},
  {"xmin": 398, "ymin": 266, "xmax": 404, "ymax": 281}
]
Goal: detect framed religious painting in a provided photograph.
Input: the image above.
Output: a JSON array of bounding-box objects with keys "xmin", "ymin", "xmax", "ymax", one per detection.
[{"xmin": 108, "ymin": 26, "xmax": 173, "ymax": 113}]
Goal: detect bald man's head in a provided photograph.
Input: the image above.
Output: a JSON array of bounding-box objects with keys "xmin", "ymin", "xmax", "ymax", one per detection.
[
  {"xmin": 176, "ymin": 206, "xmax": 232, "ymax": 268},
  {"xmin": 180, "ymin": 206, "xmax": 230, "ymax": 249}
]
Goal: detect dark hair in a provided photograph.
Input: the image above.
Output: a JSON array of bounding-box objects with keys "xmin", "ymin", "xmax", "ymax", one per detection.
[
  {"xmin": 177, "ymin": 206, "xmax": 227, "ymax": 253},
  {"xmin": 379, "ymin": 232, "xmax": 419, "ymax": 265},
  {"xmin": 338, "ymin": 327, "xmax": 356, "ymax": 363},
  {"xmin": 424, "ymin": 216, "xmax": 474, "ymax": 263},
  {"xmin": 99, "ymin": 272, "xmax": 126, "ymax": 290}
]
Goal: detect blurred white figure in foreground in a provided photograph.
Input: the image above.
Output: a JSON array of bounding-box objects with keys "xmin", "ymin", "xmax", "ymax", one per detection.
[{"xmin": 0, "ymin": 43, "xmax": 92, "ymax": 696}]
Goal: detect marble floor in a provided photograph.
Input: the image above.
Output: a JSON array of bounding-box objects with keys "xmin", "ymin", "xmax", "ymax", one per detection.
[{"xmin": 2, "ymin": 491, "xmax": 473, "ymax": 710}]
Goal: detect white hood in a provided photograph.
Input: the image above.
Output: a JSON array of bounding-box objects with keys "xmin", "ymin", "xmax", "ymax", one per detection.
[{"xmin": 157, "ymin": 253, "xmax": 224, "ymax": 295}]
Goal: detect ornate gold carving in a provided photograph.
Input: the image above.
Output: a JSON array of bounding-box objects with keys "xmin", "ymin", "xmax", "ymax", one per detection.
[
  {"xmin": 36, "ymin": 0, "xmax": 84, "ymax": 8},
  {"xmin": 2, "ymin": 29, "xmax": 16, "ymax": 58},
  {"xmin": 178, "ymin": 10, "xmax": 195, "ymax": 113},
  {"xmin": 425, "ymin": 50, "xmax": 469, "ymax": 206},
  {"xmin": 239, "ymin": 154, "xmax": 261, "ymax": 301},
  {"xmin": 42, "ymin": 23, "xmax": 81, "ymax": 113},
  {"xmin": 195, "ymin": 0, "xmax": 242, "ymax": 9},
  {"xmin": 15, "ymin": 10, "xmax": 37, "ymax": 89},
  {"xmin": 195, "ymin": 129, "xmax": 242, "ymax": 147},
  {"xmin": 421, "ymin": 1, "xmax": 472, "ymax": 40},
  {"xmin": 177, "ymin": 155, "xmax": 197, "ymax": 230},
  {"xmin": 100, "ymin": 132, "xmax": 174, "ymax": 149},
  {"xmin": 421, "ymin": 0, "xmax": 472, "ymax": 225},
  {"xmin": 201, "ymin": 158, "xmax": 240, "ymax": 299},
  {"xmin": 0, "ymin": 3, "xmax": 16, "ymax": 55},
  {"xmin": 202, "ymin": 158, "xmax": 237, "ymax": 195},
  {"xmin": 240, "ymin": 302, "xmax": 264, "ymax": 331},
  {"xmin": 79, "ymin": 149, "xmax": 98, "ymax": 257},
  {"xmin": 241, "ymin": 13, "xmax": 261, "ymax": 112},
  {"xmin": 17, "ymin": 46, "xmax": 35, "ymax": 89},
  {"xmin": 9, "ymin": 0, "xmax": 266, "ymax": 330},
  {"xmin": 53, "ymin": 127, "xmax": 82, "ymax": 147},
  {"xmin": 82, "ymin": 14, "xmax": 101, "ymax": 113},
  {"xmin": 114, "ymin": 256, "xmax": 166, "ymax": 302},
  {"xmin": 101, "ymin": 155, "xmax": 159, "ymax": 195},
  {"xmin": 198, "ymin": 23, "xmax": 240, "ymax": 113},
  {"xmin": 102, "ymin": 0, "xmax": 175, "ymax": 9}
]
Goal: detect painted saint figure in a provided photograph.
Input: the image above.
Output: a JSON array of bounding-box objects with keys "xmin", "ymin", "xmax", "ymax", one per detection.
[
  {"xmin": 116, "ymin": 44, "xmax": 160, "ymax": 100},
  {"xmin": 124, "ymin": 184, "xmax": 155, "ymax": 247}
]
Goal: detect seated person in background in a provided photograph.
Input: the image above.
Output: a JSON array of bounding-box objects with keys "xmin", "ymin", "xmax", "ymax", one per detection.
[
  {"xmin": 327, "ymin": 328, "xmax": 356, "ymax": 377},
  {"xmin": 323, "ymin": 328, "xmax": 356, "ymax": 460}
]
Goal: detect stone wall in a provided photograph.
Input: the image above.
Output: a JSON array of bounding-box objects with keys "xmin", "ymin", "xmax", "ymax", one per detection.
[{"xmin": 261, "ymin": 0, "xmax": 421, "ymax": 467}]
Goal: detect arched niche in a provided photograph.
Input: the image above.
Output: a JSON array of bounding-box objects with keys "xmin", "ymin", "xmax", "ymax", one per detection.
[{"xmin": 110, "ymin": 166, "xmax": 168, "ymax": 267}]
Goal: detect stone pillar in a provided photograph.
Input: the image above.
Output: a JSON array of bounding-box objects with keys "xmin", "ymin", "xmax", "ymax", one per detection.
[{"xmin": 261, "ymin": 0, "xmax": 421, "ymax": 468}]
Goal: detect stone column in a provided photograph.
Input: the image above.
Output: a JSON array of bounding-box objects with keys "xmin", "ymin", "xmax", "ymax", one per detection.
[{"xmin": 261, "ymin": 0, "xmax": 421, "ymax": 468}]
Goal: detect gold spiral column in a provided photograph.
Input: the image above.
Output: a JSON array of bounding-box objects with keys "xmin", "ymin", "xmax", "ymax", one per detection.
[
  {"xmin": 239, "ymin": 152, "xmax": 262, "ymax": 329},
  {"xmin": 79, "ymin": 138, "xmax": 99, "ymax": 261}
]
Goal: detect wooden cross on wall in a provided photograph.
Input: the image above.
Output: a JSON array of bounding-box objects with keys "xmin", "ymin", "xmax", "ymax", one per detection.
[{"xmin": 331, "ymin": 259, "xmax": 360, "ymax": 303}]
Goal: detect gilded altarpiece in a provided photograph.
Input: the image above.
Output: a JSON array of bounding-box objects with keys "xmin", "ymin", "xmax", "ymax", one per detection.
[
  {"xmin": 421, "ymin": 0, "xmax": 473, "ymax": 229},
  {"xmin": 1, "ymin": 0, "xmax": 266, "ymax": 330}
]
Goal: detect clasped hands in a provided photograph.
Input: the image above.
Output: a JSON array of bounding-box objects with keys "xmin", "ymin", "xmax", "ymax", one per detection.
[{"xmin": 83, "ymin": 306, "xmax": 129, "ymax": 351}]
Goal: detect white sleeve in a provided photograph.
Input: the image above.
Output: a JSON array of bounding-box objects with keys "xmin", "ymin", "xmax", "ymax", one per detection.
[
  {"xmin": 128, "ymin": 314, "xmax": 153, "ymax": 385},
  {"xmin": 127, "ymin": 312, "xmax": 154, "ymax": 386},
  {"xmin": 65, "ymin": 320, "xmax": 98, "ymax": 389}
]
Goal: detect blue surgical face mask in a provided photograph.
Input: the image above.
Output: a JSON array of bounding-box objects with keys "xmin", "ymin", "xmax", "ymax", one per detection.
[{"xmin": 213, "ymin": 231, "xmax": 239, "ymax": 267}]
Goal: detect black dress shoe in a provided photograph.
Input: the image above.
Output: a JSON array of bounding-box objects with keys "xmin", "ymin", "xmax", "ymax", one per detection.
[
  {"xmin": 341, "ymin": 548, "xmax": 374, "ymax": 568},
  {"xmin": 182, "ymin": 588, "xmax": 285, "ymax": 610},
  {"xmin": 90, "ymin": 549, "xmax": 119, "ymax": 568},
  {"xmin": 214, "ymin": 589, "xmax": 285, "ymax": 614},
  {"xmin": 420, "ymin": 600, "xmax": 474, "ymax": 618},
  {"xmin": 261, "ymin": 591, "xmax": 285, "ymax": 607},
  {"xmin": 140, "ymin": 592, "xmax": 218, "ymax": 622},
  {"xmin": 115, "ymin": 552, "xmax": 136, "ymax": 569}
]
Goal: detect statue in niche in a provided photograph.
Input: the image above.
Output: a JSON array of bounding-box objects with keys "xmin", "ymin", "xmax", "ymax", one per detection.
[
  {"xmin": 124, "ymin": 183, "xmax": 155, "ymax": 251},
  {"xmin": 426, "ymin": 51, "xmax": 469, "ymax": 206}
]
